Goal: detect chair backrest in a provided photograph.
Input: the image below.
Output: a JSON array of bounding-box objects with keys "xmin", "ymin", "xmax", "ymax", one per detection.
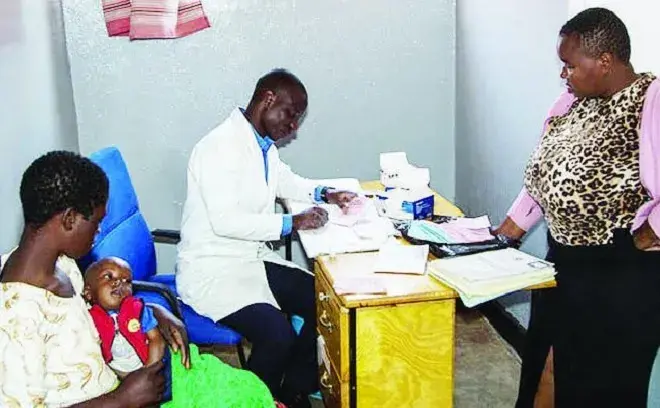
[{"xmin": 78, "ymin": 147, "xmax": 157, "ymax": 281}]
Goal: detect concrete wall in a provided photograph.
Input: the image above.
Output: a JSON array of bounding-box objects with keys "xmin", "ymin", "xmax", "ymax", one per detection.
[
  {"xmin": 0, "ymin": 0, "xmax": 79, "ymax": 253},
  {"xmin": 62, "ymin": 0, "xmax": 457, "ymax": 271},
  {"xmin": 455, "ymin": 0, "xmax": 568, "ymax": 327}
]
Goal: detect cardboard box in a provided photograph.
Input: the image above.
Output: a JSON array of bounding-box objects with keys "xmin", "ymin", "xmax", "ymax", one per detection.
[{"xmin": 384, "ymin": 188, "xmax": 434, "ymax": 220}]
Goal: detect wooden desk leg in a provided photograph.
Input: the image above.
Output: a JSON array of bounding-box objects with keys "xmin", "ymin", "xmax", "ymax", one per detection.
[{"xmin": 355, "ymin": 299, "xmax": 455, "ymax": 408}]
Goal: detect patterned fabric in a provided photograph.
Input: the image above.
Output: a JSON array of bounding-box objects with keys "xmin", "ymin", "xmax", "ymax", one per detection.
[
  {"xmin": 101, "ymin": 0, "xmax": 210, "ymax": 40},
  {"xmin": 0, "ymin": 253, "xmax": 279, "ymax": 407},
  {"xmin": 524, "ymin": 73, "xmax": 655, "ymax": 245},
  {"xmin": 0, "ymin": 256, "xmax": 118, "ymax": 408}
]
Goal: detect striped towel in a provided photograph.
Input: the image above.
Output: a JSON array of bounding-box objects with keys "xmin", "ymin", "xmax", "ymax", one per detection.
[{"xmin": 101, "ymin": 0, "xmax": 210, "ymax": 40}]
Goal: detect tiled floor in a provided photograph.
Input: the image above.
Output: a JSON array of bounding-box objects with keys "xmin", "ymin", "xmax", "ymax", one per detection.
[{"xmin": 209, "ymin": 306, "xmax": 521, "ymax": 408}]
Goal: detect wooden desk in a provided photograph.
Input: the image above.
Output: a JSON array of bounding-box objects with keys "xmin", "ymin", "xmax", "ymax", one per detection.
[{"xmin": 314, "ymin": 182, "xmax": 554, "ymax": 408}]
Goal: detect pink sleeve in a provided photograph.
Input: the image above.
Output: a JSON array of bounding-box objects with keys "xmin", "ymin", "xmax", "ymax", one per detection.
[
  {"xmin": 506, "ymin": 188, "xmax": 544, "ymax": 231},
  {"xmin": 632, "ymin": 79, "xmax": 660, "ymax": 237},
  {"xmin": 505, "ymin": 91, "xmax": 576, "ymax": 231}
]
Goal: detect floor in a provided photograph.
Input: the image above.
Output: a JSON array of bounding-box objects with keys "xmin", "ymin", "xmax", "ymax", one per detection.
[{"xmin": 208, "ymin": 306, "xmax": 521, "ymax": 408}]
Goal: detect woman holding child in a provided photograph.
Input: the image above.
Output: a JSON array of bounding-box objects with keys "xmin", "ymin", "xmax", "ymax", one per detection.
[{"xmin": 0, "ymin": 151, "xmax": 276, "ymax": 407}]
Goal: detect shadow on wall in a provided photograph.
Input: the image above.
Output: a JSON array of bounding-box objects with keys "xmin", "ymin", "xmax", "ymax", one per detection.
[{"xmin": 47, "ymin": 0, "xmax": 79, "ymax": 152}]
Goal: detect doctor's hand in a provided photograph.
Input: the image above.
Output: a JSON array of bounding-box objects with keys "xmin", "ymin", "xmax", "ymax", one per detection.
[
  {"xmin": 325, "ymin": 190, "xmax": 358, "ymax": 213},
  {"xmin": 293, "ymin": 207, "xmax": 329, "ymax": 230}
]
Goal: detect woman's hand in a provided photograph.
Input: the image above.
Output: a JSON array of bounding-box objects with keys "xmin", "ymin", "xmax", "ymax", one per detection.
[
  {"xmin": 492, "ymin": 217, "xmax": 526, "ymax": 241},
  {"xmin": 67, "ymin": 363, "xmax": 165, "ymax": 408},
  {"xmin": 150, "ymin": 304, "xmax": 191, "ymax": 369},
  {"xmin": 116, "ymin": 362, "xmax": 165, "ymax": 407},
  {"xmin": 633, "ymin": 221, "xmax": 660, "ymax": 250}
]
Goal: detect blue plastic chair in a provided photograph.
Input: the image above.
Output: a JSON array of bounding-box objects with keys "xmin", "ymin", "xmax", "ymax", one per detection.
[{"xmin": 78, "ymin": 147, "xmax": 248, "ymax": 365}]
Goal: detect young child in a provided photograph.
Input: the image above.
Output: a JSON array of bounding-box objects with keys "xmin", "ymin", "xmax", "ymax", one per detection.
[
  {"xmin": 84, "ymin": 256, "xmax": 282, "ymax": 408},
  {"xmin": 84, "ymin": 257, "xmax": 165, "ymax": 379}
]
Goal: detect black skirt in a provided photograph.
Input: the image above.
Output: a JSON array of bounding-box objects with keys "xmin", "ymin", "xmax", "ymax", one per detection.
[{"xmin": 516, "ymin": 229, "xmax": 660, "ymax": 407}]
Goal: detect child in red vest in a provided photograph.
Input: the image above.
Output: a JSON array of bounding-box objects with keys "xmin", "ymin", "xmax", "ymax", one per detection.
[
  {"xmin": 83, "ymin": 257, "xmax": 165, "ymax": 378},
  {"xmin": 83, "ymin": 257, "xmax": 281, "ymax": 407}
]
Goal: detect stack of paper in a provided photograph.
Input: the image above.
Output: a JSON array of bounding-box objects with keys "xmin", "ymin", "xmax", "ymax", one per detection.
[
  {"xmin": 408, "ymin": 216, "xmax": 494, "ymax": 244},
  {"xmin": 373, "ymin": 237, "xmax": 429, "ymax": 275},
  {"xmin": 427, "ymin": 248, "xmax": 556, "ymax": 307},
  {"xmin": 285, "ymin": 178, "xmax": 397, "ymax": 258}
]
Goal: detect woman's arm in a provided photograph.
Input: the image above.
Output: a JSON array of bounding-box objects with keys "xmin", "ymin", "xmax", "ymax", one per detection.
[
  {"xmin": 67, "ymin": 391, "xmax": 123, "ymax": 408},
  {"xmin": 633, "ymin": 79, "xmax": 660, "ymax": 249},
  {"xmin": 493, "ymin": 215, "xmax": 528, "ymax": 240},
  {"xmin": 149, "ymin": 303, "xmax": 190, "ymax": 369},
  {"xmin": 68, "ymin": 362, "xmax": 165, "ymax": 408},
  {"xmin": 501, "ymin": 188, "xmax": 544, "ymax": 236}
]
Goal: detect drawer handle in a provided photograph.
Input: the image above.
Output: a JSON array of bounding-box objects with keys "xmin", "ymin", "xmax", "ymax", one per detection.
[
  {"xmin": 318, "ymin": 292, "xmax": 330, "ymax": 302},
  {"xmin": 320, "ymin": 371, "xmax": 333, "ymax": 392},
  {"xmin": 319, "ymin": 310, "xmax": 333, "ymax": 333}
]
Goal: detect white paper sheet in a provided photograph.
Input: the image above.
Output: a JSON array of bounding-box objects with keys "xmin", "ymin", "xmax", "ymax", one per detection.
[
  {"xmin": 434, "ymin": 248, "xmax": 554, "ymax": 282},
  {"xmin": 373, "ymin": 237, "xmax": 429, "ymax": 275},
  {"xmin": 285, "ymin": 178, "xmax": 396, "ymax": 258},
  {"xmin": 427, "ymin": 248, "xmax": 556, "ymax": 307}
]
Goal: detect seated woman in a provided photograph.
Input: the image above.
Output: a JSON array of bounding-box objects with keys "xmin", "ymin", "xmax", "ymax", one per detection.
[{"xmin": 0, "ymin": 150, "xmax": 276, "ymax": 408}]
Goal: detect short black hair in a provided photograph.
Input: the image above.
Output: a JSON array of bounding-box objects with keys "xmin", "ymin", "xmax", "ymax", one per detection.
[
  {"xmin": 251, "ymin": 68, "xmax": 307, "ymax": 101},
  {"xmin": 560, "ymin": 7, "xmax": 631, "ymax": 63},
  {"xmin": 84, "ymin": 257, "xmax": 131, "ymax": 282},
  {"xmin": 20, "ymin": 150, "xmax": 109, "ymax": 227}
]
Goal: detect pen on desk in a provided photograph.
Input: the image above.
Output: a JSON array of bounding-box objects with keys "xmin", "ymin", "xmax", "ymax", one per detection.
[{"xmin": 362, "ymin": 191, "xmax": 388, "ymax": 200}]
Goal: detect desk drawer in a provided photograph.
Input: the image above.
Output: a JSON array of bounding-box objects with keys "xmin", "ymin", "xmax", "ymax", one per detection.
[
  {"xmin": 319, "ymin": 356, "xmax": 348, "ymax": 408},
  {"xmin": 315, "ymin": 267, "xmax": 349, "ymax": 380}
]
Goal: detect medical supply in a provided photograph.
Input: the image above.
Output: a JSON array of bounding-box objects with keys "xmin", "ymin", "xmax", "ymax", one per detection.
[
  {"xmin": 379, "ymin": 152, "xmax": 431, "ymax": 190},
  {"xmin": 374, "ymin": 188, "xmax": 434, "ymax": 220}
]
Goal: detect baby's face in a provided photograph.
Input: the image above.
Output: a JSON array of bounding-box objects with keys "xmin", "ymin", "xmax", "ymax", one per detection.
[{"xmin": 86, "ymin": 260, "xmax": 133, "ymax": 311}]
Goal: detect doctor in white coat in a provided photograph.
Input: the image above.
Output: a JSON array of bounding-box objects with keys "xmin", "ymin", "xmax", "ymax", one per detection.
[{"xmin": 176, "ymin": 69, "xmax": 356, "ymax": 407}]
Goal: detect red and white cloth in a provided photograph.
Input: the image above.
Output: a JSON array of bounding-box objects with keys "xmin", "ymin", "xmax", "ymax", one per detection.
[{"xmin": 102, "ymin": 0, "xmax": 210, "ymax": 40}]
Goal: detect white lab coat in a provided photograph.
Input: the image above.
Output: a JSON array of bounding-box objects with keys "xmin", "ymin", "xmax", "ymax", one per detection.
[{"xmin": 176, "ymin": 108, "xmax": 318, "ymax": 321}]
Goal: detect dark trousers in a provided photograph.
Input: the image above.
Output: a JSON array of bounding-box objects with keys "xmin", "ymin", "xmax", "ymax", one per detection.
[
  {"xmin": 219, "ymin": 262, "xmax": 318, "ymax": 400},
  {"xmin": 516, "ymin": 230, "xmax": 660, "ymax": 407}
]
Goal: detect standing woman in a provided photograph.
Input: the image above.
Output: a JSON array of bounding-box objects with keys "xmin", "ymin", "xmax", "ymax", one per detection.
[{"xmin": 494, "ymin": 7, "xmax": 660, "ymax": 407}]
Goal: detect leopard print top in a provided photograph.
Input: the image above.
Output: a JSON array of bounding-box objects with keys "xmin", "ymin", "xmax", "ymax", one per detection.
[{"xmin": 524, "ymin": 73, "xmax": 655, "ymax": 246}]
